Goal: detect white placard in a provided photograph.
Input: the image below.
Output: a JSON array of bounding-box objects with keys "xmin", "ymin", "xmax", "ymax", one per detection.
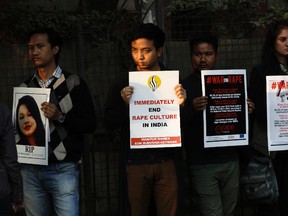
[
  {"xmin": 266, "ymin": 76, "xmax": 288, "ymax": 151},
  {"xmin": 129, "ymin": 71, "xmax": 181, "ymax": 149},
  {"xmin": 13, "ymin": 87, "xmax": 50, "ymax": 165}
]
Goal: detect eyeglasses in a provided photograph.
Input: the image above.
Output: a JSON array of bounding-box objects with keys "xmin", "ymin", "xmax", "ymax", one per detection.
[{"xmin": 192, "ymin": 51, "xmax": 215, "ymax": 57}]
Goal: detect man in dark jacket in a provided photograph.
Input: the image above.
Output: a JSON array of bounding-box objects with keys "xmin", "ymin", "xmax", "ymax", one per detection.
[
  {"xmin": 0, "ymin": 103, "xmax": 23, "ymax": 215},
  {"xmin": 181, "ymin": 32, "xmax": 253, "ymax": 216},
  {"xmin": 105, "ymin": 23, "xmax": 186, "ymax": 216}
]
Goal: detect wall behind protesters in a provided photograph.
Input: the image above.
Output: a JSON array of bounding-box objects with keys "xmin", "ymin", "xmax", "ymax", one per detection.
[{"xmin": 0, "ymin": 44, "xmax": 31, "ymax": 107}]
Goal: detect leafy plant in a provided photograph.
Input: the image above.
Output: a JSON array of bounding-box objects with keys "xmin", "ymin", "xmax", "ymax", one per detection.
[
  {"xmin": 166, "ymin": 0, "xmax": 264, "ymax": 38},
  {"xmin": 215, "ymin": 0, "xmax": 260, "ymax": 38},
  {"xmin": 251, "ymin": 4, "xmax": 288, "ymax": 29},
  {"xmin": 166, "ymin": 0, "xmax": 209, "ymax": 15},
  {"xmin": 0, "ymin": 1, "xmax": 139, "ymax": 45}
]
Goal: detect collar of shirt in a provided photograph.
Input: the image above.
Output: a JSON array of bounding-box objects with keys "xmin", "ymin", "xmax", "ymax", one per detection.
[
  {"xmin": 33, "ymin": 66, "xmax": 62, "ymax": 88},
  {"xmin": 280, "ymin": 64, "xmax": 288, "ymax": 75}
]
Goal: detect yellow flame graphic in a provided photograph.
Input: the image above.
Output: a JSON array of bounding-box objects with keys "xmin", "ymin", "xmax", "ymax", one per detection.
[{"xmin": 147, "ymin": 75, "xmax": 161, "ymax": 92}]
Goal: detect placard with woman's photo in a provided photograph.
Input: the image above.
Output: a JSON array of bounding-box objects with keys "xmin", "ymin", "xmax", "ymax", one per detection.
[{"xmin": 12, "ymin": 87, "xmax": 50, "ymax": 165}]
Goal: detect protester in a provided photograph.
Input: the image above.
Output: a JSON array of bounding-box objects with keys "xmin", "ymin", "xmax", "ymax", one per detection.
[
  {"xmin": 181, "ymin": 32, "xmax": 254, "ymax": 216},
  {"xmin": 0, "ymin": 103, "xmax": 23, "ymax": 215},
  {"xmin": 249, "ymin": 19, "xmax": 288, "ymax": 216},
  {"xmin": 105, "ymin": 23, "xmax": 186, "ymax": 216},
  {"xmin": 19, "ymin": 27, "xmax": 96, "ymax": 216}
]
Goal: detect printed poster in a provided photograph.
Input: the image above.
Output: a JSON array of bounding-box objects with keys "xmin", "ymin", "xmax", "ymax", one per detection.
[
  {"xmin": 201, "ymin": 69, "xmax": 248, "ymax": 148},
  {"xmin": 266, "ymin": 76, "xmax": 288, "ymax": 151},
  {"xmin": 129, "ymin": 71, "xmax": 181, "ymax": 149},
  {"xmin": 12, "ymin": 87, "xmax": 50, "ymax": 165}
]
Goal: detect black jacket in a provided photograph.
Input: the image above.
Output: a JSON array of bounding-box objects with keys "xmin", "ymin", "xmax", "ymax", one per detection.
[
  {"xmin": 0, "ymin": 103, "xmax": 23, "ymax": 204},
  {"xmin": 248, "ymin": 64, "xmax": 286, "ymax": 156}
]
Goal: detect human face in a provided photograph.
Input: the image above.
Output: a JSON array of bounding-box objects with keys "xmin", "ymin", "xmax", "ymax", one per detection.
[
  {"xmin": 191, "ymin": 42, "xmax": 217, "ymax": 73},
  {"xmin": 28, "ymin": 33, "xmax": 59, "ymax": 68},
  {"xmin": 275, "ymin": 28, "xmax": 288, "ymax": 64},
  {"xmin": 131, "ymin": 38, "xmax": 163, "ymax": 71},
  {"xmin": 18, "ymin": 104, "xmax": 37, "ymax": 137}
]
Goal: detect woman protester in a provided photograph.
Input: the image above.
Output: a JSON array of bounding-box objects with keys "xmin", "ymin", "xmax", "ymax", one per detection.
[{"xmin": 249, "ymin": 19, "xmax": 288, "ymax": 216}]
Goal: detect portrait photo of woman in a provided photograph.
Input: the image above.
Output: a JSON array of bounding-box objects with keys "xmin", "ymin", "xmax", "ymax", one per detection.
[{"xmin": 16, "ymin": 95, "xmax": 45, "ymax": 147}]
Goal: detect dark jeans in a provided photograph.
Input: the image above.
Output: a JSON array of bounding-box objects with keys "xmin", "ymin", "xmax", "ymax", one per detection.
[
  {"xmin": 274, "ymin": 151, "xmax": 288, "ymax": 216},
  {"xmin": 0, "ymin": 195, "xmax": 12, "ymax": 216}
]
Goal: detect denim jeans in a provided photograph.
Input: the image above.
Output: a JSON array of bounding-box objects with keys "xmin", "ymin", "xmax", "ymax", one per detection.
[{"xmin": 21, "ymin": 162, "xmax": 79, "ymax": 216}]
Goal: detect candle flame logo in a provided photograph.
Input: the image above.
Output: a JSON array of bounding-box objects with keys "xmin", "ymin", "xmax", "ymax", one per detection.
[{"xmin": 147, "ymin": 75, "xmax": 161, "ymax": 92}]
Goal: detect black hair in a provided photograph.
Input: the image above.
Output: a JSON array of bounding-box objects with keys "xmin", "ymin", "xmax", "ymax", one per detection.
[
  {"xmin": 27, "ymin": 27, "xmax": 63, "ymax": 64},
  {"xmin": 262, "ymin": 19, "xmax": 288, "ymax": 69},
  {"xmin": 189, "ymin": 32, "xmax": 219, "ymax": 54},
  {"xmin": 129, "ymin": 23, "xmax": 165, "ymax": 50},
  {"xmin": 16, "ymin": 95, "xmax": 45, "ymax": 146}
]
